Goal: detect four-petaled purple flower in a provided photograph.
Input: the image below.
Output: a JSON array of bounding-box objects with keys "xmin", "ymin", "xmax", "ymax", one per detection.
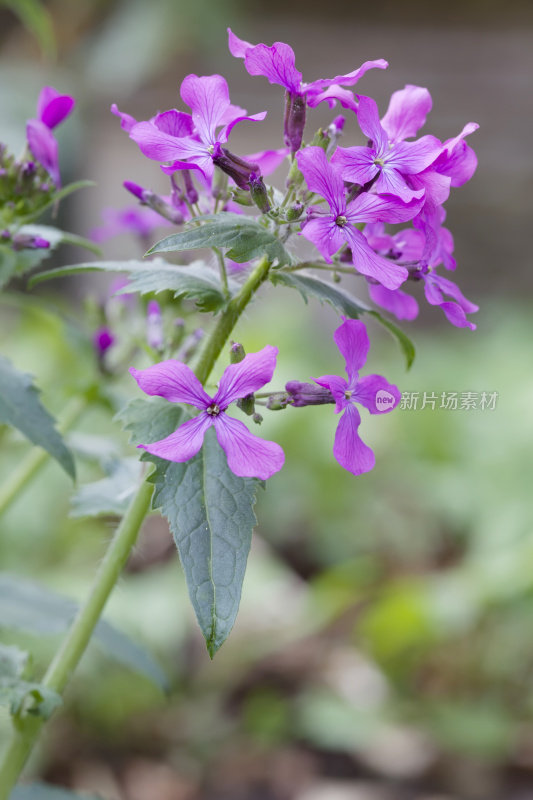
[
  {"xmin": 130, "ymin": 347, "xmax": 285, "ymax": 480},
  {"xmin": 26, "ymin": 86, "xmax": 75, "ymax": 187},
  {"xmin": 331, "ymin": 91, "xmax": 443, "ymax": 202},
  {"xmin": 128, "ymin": 74, "xmax": 266, "ymax": 181},
  {"xmin": 297, "ymin": 146, "xmax": 422, "ymax": 289},
  {"xmin": 228, "ymin": 29, "xmax": 387, "ymax": 151},
  {"xmin": 314, "ymin": 319, "xmax": 401, "ymax": 476}
]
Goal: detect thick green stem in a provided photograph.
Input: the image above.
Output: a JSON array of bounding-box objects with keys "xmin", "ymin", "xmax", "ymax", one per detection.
[
  {"xmin": 0, "ymin": 256, "xmax": 272, "ymax": 796},
  {"xmin": 0, "ymin": 395, "xmax": 86, "ymax": 518},
  {"xmin": 0, "ymin": 478, "xmax": 154, "ymax": 799}
]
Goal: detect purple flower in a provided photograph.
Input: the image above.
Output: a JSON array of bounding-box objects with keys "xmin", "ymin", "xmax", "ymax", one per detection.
[
  {"xmin": 146, "ymin": 300, "xmax": 164, "ymax": 350},
  {"xmin": 228, "ymin": 29, "xmax": 387, "ymax": 151},
  {"xmin": 331, "ymin": 94, "xmax": 443, "ymax": 202},
  {"xmin": 296, "ymin": 146, "xmax": 422, "ymax": 290},
  {"xmin": 93, "ymin": 326, "xmax": 115, "ymax": 356},
  {"xmin": 313, "ymin": 319, "xmax": 400, "ymax": 475},
  {"xmin": 90, "ymin": 206, "xmax": 172, "ymax": 244},
  {"xmin": 130, "ymin": 347, "xmax": 285, "ymax": 480},
  {"xmin": 26, "ymin": 86, "xmax": 75, "ymax": 187},
  {"xmin": 128, "ymin": 74, "xmax": 266, "ymax": 181}
]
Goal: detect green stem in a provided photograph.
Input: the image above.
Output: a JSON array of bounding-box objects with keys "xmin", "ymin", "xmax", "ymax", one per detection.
[
  {"xmin": 0, "ymin": 478, "xmax": 154, "ymax": 800},
  {"xmin": 213, "ymin": 246, "xmax": 230, "ymax": 300},
  {"xmin": 0, "ymin": 257, "xmax": 273, "ymax": 795},
  {"xmin": 194, "ymin": 255, "xmax": 271, "ymax": 384},
  {"xmin": 284, "ymin": 261, "xmax": 355, "ymax": 275},
  {"xmin": 0, "ymin": 395, "xmax": 86, "ymax": 518}
]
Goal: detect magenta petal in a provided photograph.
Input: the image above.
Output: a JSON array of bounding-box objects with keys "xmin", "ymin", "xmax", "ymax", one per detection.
[
  {"xmin": 353, "ymin": 374, "xmax": 401, "ymax": 414},
  {"xmin": 314, "ymin": 374, "xmax": 349, "ymax": 412},
  {"xmin": 180, "ymin": 74, "xmax": 231, "ymax": 145},
  {"xmin": 129, "ymin": 360, "xmax": 211, "ymax": 408},
  {"xmin": 331, "ymin": 145, "xmax": 377, "ymax": 186},
  {"xmin": 333, "ymin": 318, "xmax": 370, "ymax": 383},
  {"xmin": 243, "ymin": 42, "xmax": 302, "ymax": 94},
  {"xmin": 333, "ymin": 405, "xmax": 375, "ymax": 476},
  {"xmin": 306, "ymin": 85, "xmax": 358, "ymax": 112},
  {"xmin": 26, "ymin": 119, "xmax": 60, "ymax": 186},
  {"xmin": 345, "ymin": 227, "xmax": 408, "ymax": 290},
  {"xmin": 227, "ymin": 28, "xmax": 253, "ymax": 58},
  {"xmin": 37, "ymin": 86, "xmax": 75, "ymax": 129},
  {"xmin": 220, "ymin": 111, "xmax": 267, "ymax": 143},
  {"xmin": 139, "ymin": 412, "xmax": 212, "ymax": 462},
  {"xmin": 111, "ymin": 103, "xmax": 137, "ymax": 132},
  {"xmin": 296, "ymin": 146, "xmax": 345, "ymax": 214},
  {"xmin": 299, "ymin": 216, "xmax": 345, "ymax": 262},
  {"xmin": 213, "ymin": 414, "xmax": 285, "ymax": 480},
  {"xmin": 244, "ymin": 147, "xmax": 289, "ymax": 175},
  {"xmin": 161, "ymin": 157, "xmax": 212, "ymax": 178},
  {"xmin": 214, "ymin": 346, "xmax": 278, "ymax": 409},
  {"xmin": 368, "ymin": 283, "xmax": 419, "ymax": 321},
  {"xmin": 153, "ymin": 109, "xmax": 194, "ymax": 138},
  {"xmin": 347, "ymin": 192, "xmax": 423, "ymax": 225},
  {"xmin": 354, "ymin": 96, "xmax": 388, "ymax": 155},
  {"xmin": 374, "ymin": 167, "xmax": 424, "ymax": 202},
  {"xmin": 307, "ymin": 59, "xmax": 388, "ymax": 93},
  {"xmin": 380, "ymin": 85, "xmax": 432, "ymax": 143},
  {"xmin": 387, "ymin": 136, "xmax": 443, "ymax": 174}
]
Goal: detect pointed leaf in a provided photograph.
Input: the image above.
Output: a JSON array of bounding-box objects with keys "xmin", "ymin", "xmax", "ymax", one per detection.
[
  {"xmin": 148, "ymin": 212, "xmax": 291, "ymax": 266},
  {"xmin": 147, "ymin": 427, "xmax": 260, "ymax": 656},
  {"xmin": 368, "ymin": 310, "xmax": 416, "ymax": 370},
  {"xmin": 70, "ymin": 457, "xmax": 143, "ymax": 518},
  {"xmin": 0, "ymin": 574, "xmax": 168, "ymax": 691},
  {"xmin": 0, "ymin": 356, "xmax": 75, "ymax": 478}
]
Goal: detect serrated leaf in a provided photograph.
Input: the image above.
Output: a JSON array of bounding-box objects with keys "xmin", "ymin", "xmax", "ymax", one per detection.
[
  {"xmin": 29, "ymin": 258, "xmax": 231, "ymax": 311},
  {"xmin": 0, "ymin": 574, "xmax": 168, "ymax": 691},
  {"xmin": 70, "ymin": 457, "xmax": 143, "ymax": 518},
  {"xmin": 271, "ymin": 270, "xmax": 371, "ymax": 318},
  {"xmin": 0, "ymin": 678, "xmax": 61, "ymax": 719},
  {"xmin": 116, "ymin": 396, "xmax": 185, "ymax": 446},
  {"xmin": 148, "ymin": 212, "xmax": 291, "ymax": 267},
  {"xmin": 272, "ymin": 270, "xmax": 416, "ymax": 369},
  {"xmin": 10, "ymin": 784, "xmax": 100, "ymax": 800},
  {"xmin": 0, "ymin": 356, "xmax": 75, "ymax": 478},
  {"xmin": 0, "ymin": 643, "xmax": 29, "ymax": 680},
  {"xmin": 148, "ymin": 427, "xmax": 260, "ymax": 657}
]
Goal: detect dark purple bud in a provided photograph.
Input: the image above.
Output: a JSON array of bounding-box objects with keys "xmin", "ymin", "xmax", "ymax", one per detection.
[
  {"xmin": 285, "ymin": 381, "xmax": 335, "ymax": 407},
  {"xmin": 141, "ymin": 189, "xmax": 184, "ymax": 225},
  {"xmin": 249, "ymin": 173, "xmax": 270, "ymax": 214},
  {"xmin": 12, "ymin": 234, "xmax": 50, "ymax": 251},
  {"xmin": 283, "ymin": 91, "xmax": 306, "ymax": 153},
  {"xmin": 183, "ymin": 170, "xmax": 199, "ymax": 205},
  {"xmin": 212, "ymin": 143, "xmax": 260, "ymax": 191},
  {"xmin": 230, "ymin": 341, "xmax": 246, "ymax": 363},
  {"xmin": 93, "ymin": 326, "xmax": 115, "ymax": 355},
  {"xmin": 146, "ymin": 300, "xmax": 164, "ymax": 350},
  {"xmin": 123, "ymin": 180, "xmax": 146, "ymax": 201}
]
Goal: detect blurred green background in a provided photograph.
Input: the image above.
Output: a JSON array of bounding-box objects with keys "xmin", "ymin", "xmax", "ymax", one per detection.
[{"xmin": 1, "ymin": 1, "xmax": 532, "ymax": 798}]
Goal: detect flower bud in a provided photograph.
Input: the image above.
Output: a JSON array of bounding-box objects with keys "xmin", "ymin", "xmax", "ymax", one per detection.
[
  {"xmin": 212, "ymin": 143, "xmax": 260, "ymax": 191},
  {"xmin": 285, "ymin": 202, "xmax": 304, "ymax": 222},
  {"xmin": 183, "ymin": 170, "xmax": 199, "ymax": 205},
  {"xmin": 123, "ymin": 180, "xmax": 145, "ymax": 201},
  {"xmin": 285, "ymin": 381, "xmax": 334, "ymax": 407},
  {"xmin": 249, "ymin": 173, "xmax": 270, "ymax": 214},
  {"xmin": 252, "ymin": 412, "xmax": 263, "ymax": 425},
  {"xmin": 12, "ymin": 233, "xmax": 50, "ymax": 251},
  {"xmin": 230, "ymin": 341, "xmax": 246, "ymax": 363},
  {"xmin": 266, "ymin": 392, "xmax": 290, "ymax": 410},
  {"xmin": 93, "ymin": 326, "xmax": 115, "ymax": 356},
  {"xmin": 283, "ymin": 91, "xmax": 306, "ymax": 153}
]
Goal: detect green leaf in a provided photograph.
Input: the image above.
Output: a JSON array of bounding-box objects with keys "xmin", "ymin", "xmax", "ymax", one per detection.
[
  {"xmin": 116, "ymin": 396, "xmax": 185, "ymax": 447},
  {"xmin": 148, "ymin": 427, "xmax": 261, "ymax": 657},
  {"xmin": 29, "ymin": 258, "xmax": 232, "ymax": 311},
  {"xmin": 0, "ymin": 356, "xmax": 75, "ymax": 478},
  {"xmin": 0, "ymin": 574, "xmax": 168, "ymax": 691},
  {"xmin": 271, "ymin": 270, "xmax": 371, "ymax": 318},
  {"xmin": 11, "ymin": 785, "xmax": 100, "ymax": 800},
  {"xmin": 368, "ymin": 311, "xmax": 416, "ymax": 370},
  {"xmin": 272, "ymin": 270, "xmax": 416, "ymax": 369},
  {"xmin": 0, "ymin": 643, "xmax": 29, "ymax": 680},
  {"xmin": 148, "ymin": 212, "xmax": 292, "ymax": 267},
  {"xmin": 70, "ymin": 457, "xmax": 143, "ymax": 518},
  {"xmin": 0, "ymin": 678, "xmax": 62, "ymax": 719},
  {"xmin": 1, "ymin": 0, "xmax": 56, "ymax": 59}
]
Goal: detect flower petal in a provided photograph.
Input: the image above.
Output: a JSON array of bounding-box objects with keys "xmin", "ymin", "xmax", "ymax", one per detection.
[
  {"xmin": 153, "ymin": 109, "xmax": 194, "ymax": 137},
  {"xmin": 333, "ymin": 404, "xmax": 375, "ymax": 476},
  {"xmin": 243, "ymin": 42, "xmax": 302, "ymax": 93},
  {"xmin": 380, "ymin": 85, "xmax": 432, "ymax": 143},
  {"xmin": 180, "ymin": 74, "xmax": 231, "ymax": 145},
  {"xmin": 37, "ymin": 86, "xmax": 75, "ymax": 129},
  {"xmin": 26, "ymin": 119, "xmax": 60, "ymax": 186},
  {"xmin": 213, "ymin": 414, "xmax": 285, "ymax": 480},
  {"xmin": 353, "ymin": 374, "xmax": 401, "ymax": 414},
  {"xmin": 214, "ymin": 346, "xmax": 278, "ymax": 409},
  {"xmin": 331, "ymin": 145, "xmax": 377, "ymax": 186},
  {"xmin": 347, "ymin": 192, "xmax": 423, "ymax": 225},
  {"xmin": 387, "ymin": 136, "xmax": 442, "ymax": 174},
  {"xmin": 306, "ymin": 59, "xmax": 388, "ymax": 93},
  {"xmin": 138, "ymin": 412, "xmax": 212, "ymax": 462},
  {"xmin": 345, "ymin": 227, "xmax": 408, "ymax": 290},
  {"xmin": 111, "ymin": 103, "xmax": 137, "ymax": 132},
  {"xmin": 314, "ymin": 374, "xmax": 349, "ymax": 413},
  {"xmin": 244, "ymin": 147, "xmax": 289, "ymax": 175},
  {"xmin": 354, "ymin": 95, "xmax": 388, "ymax": 155},
  {"xmin": 368, "ymin": 283, "xmax": 419, "ymax": 321},
  {"xmin": 332, "ymin": 317, "xmax": 370, "ymax": 384},
  {"xmin": 299, "ymin": 215, "xmax": 345, "ymax": 262},
  {"xmin": 129, "ymin": 121, "xmax": 205, "ymax": 163},
  {"xmin": 220, "ymin": 111, "xmax": 267, "ymax": 144},
  {"xmin": 296, "ymin": 146, "xmax": 345, "ymax": 214},
  {"xmin": 306, "ymin": 85, "xmax": 358, "ymax": 112},
  {"xmin": 374, "ymin": 166, "xmax": 425, "ymax": 202},
  {"xmin": 129, "ymin": 360, "xmax": 211, "ymax": 408},
  {"xmin": 227, "ymin": 28, "xmax": 253, "ymax": 58}
]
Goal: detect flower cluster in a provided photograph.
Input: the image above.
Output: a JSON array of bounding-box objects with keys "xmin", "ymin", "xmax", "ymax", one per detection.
[{"xmin": 108, "ymin": 31, "xmax": 479, "ymax": 480}]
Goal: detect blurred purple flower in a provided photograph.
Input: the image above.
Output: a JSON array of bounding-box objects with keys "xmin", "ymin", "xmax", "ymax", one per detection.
[
  {"xmin": 90, "ymin": 206, "xmax": 171, "ymax": 244},
  {"xmin": 93, "ymin": 326, "xmax": 115, "ymax": 356},
  {"xmin": 130, "ymin": 347, "xmax": 285, "ymax": 480},
  {"xmin": 26, "ymin": 86, "xmax": 75, "ymax": 187}
]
